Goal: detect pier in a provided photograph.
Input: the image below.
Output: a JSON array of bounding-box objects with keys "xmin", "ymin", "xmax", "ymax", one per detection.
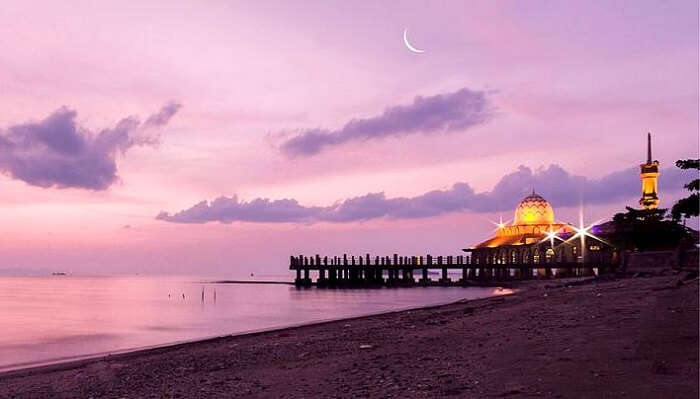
[{"xmin": 289, "ymin": 252, "xmax": 616, "ymax": 287}]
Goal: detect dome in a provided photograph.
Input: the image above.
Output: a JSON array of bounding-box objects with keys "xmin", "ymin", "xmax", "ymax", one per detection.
[{"xmin": 513, "ymin": 192, "xmax": 555, "ymax": 225}]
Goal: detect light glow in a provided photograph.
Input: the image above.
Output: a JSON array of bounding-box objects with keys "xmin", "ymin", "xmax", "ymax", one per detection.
[
  {"xmin": 540, "ymin": 225, "xmax": 564, "ymax": 247},
  {"xmin": 561, "ymin": 206, "xmax": 612, "ymax": 264},
  {"xmin": 487, "ymin": 214, "xmax": 511, "ymax": 232}
]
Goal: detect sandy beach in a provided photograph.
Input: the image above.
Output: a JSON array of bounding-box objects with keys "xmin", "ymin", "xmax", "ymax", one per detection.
[{"xmin": 1, "ymin": 271, "xmax": 697, "ymax": 399}]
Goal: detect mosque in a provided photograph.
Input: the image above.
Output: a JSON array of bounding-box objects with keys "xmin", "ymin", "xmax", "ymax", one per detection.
[
  {"xmin": 463, "ymin": 134, "xmax": 660, "ymax": 273},
  {"xmin": 290, "ymin": 134, "xmax": 662, "ymax": 286}
]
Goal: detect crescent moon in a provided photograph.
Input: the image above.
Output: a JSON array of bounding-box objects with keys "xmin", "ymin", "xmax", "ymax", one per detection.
[{"xmin": 403, "ymin": 29, "xmax": 424, "ymax": 54}]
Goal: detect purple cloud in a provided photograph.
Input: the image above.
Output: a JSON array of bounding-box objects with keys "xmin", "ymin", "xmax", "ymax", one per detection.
[
  {"xmin": 157, "ymin": 164, "xmax": 691, "ymax": 224},
  {"xmin": 143, "ymin": 102, "xmax": 182, "ymax": 129},
  {"xmin": 0, "ymin": 102, "xmax": 181, "ymax": 190},
  {"xmin": 156, "ymin": 196, "xmax": 322, "ymax": 224},
  {"xmin": 279, "ymin": 88, "xmax": 493, "ymax": 157}
]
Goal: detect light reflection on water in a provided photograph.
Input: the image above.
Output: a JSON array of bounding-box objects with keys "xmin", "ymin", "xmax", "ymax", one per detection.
[{"xmin": 0, "ymin": 276, "xmax": 504, "ymax": 371}]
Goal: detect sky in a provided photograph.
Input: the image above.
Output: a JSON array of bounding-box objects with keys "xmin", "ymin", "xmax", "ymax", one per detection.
[{"xmin": 0, "ymin": 0, "xmax": 697, "ymax": 277}]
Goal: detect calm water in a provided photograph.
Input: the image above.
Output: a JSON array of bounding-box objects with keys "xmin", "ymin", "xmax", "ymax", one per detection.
[{"xmin": 0, "ymin": 276, "xmax": 506, "ymax": 371}]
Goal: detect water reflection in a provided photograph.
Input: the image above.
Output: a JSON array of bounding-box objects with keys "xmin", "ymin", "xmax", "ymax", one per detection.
[{"xmin": 0, "ymin": 276, "xmax": 501, "ymax": 371}]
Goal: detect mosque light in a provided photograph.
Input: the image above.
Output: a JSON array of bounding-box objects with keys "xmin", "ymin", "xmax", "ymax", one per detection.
[
  {"xmin": 489, "ymin": 214, "xmax": 511, "ymax": 232},
  {"xmin": 565, "ymin": 209, "xmax": 611, "ymax": 247},
  {"xmin": 540, "ymin": 225, "xmax": 564, "ymax": 247}
]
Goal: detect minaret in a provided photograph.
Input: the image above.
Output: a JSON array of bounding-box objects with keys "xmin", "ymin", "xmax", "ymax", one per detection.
[{"xmin": 639, "ymin": 132, "xmax": 660, "ymax": 209}]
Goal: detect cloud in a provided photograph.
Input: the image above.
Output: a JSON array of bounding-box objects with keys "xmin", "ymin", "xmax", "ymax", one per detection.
[
  {"xmin": 143, "ymin": 102, "xmax": 182, "ymax": 129},
  {"xmin": 157, "ymin": 164, "xmax": 691, "ymax": 224},
  {"xmin": 0, "ymin": 102, "xmax": 181, "ymax": 190},
  {"xmin": 279, "ymin": 88, "xmax": 493, "ymax": 157},
  {"xmin": 156, "ymin": 196, "xmax": 323, "ymax": 224}
]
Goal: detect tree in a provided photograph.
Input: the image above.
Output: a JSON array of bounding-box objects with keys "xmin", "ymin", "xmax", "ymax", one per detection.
[
  {"xmin": 610, "ymin": 207, "xmax": 692, "ymax": 251},
  {"xmin": 613, "ymin": 206, "xmax": 667, "ymax": 223},
  {"xmin": 671, "ymin": 159, "xmax": 699, "ymax": 222}
]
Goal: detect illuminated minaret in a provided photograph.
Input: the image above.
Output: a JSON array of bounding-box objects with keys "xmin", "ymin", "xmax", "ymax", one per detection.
[{"xmin": 639, "ymin": 133, "xmax": 660, "ymax": 209}]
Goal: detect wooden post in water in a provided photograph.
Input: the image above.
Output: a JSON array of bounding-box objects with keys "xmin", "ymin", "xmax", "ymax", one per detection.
[
  {"xmin": 386, "ymin": 256, "xmax": 395, "ymax": 285},
  {"xmin": 318, "ymin": 256, "xmax": 327, "ymax": 286},
  {"xmin": 342, "ymin": 254, "xmax": 348, "ymax": 284},
  {"xmin": 420, "ymin": 254, "xmax": 431, "ymax": 285},
  {"xmin": 303, "ymin": 267, "xmax": 310, "ymax": 286},
  {"xmin": 329, "ymin": 257, "xmax": 337, "ymax": 285},
  {"xmin": 402, "ymin": 257, "xmax": 408, "ymax": 282},
  {"xmin": 440, "ymin": 256, "xmax": 452, "ymax": 285}
]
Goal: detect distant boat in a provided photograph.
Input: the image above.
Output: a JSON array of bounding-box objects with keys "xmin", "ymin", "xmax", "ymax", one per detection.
[{"xmin": 51, "ymin": 272, "xmax": 67, "ymax": 276}]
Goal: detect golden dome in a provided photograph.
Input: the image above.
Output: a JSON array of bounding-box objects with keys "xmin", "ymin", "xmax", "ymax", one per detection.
[{"xmin": 513, "ymin": 192, "xmax": 555, "ymax": 225}]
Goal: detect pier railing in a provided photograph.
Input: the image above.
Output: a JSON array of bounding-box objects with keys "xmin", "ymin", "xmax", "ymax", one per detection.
[{"xmin": 289, "ymin": 253, "xmax": 615, "ymax": 287}]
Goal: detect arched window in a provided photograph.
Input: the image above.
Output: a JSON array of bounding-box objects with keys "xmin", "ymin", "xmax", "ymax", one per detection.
[
  {"xmin": 511, "ymin": 250, "xmax": 517, "ymax": 264},
  {"xmin": 545, "ymin": 248, "xmax": 554, "ymax": 262},
  {"xmin": 533, "ymin": 249, "xmax": 540, "ymax": 264}
]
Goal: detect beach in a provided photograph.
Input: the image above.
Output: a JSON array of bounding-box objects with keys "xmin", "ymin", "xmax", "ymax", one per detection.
[{"xmin": 1, "ymin": 272, "xmax": 697, "ymax": 398}]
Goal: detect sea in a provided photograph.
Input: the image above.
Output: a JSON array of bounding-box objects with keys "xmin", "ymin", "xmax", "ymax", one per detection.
[{"xmin": 0, "ymin": 275, "xmax": 507, "ymax": 372}]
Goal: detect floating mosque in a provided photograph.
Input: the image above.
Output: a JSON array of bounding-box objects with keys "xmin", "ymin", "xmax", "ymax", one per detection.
[
  {"xmin": 290, "ymin": 134, "xmax": 661, "ymax": 285},
  {"xmin": 464, "ymin": 191, "xmax": 579, "ymax": 265},
  {"xmin": 463, "ymin": 134, "xmax": 660, "ymax": 273}
]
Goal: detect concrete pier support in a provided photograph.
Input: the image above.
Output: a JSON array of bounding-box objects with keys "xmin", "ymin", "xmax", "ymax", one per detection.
[
  {"xmin": 375, "ymin": 268, "xmax": 384, "ymax": 284},
  {"xmin": 386, "ymin": 268, "xmax": 397, "ymax": 286},
  {"xmin": 439, "ymin": 267, "xmax": 451, "ymax": 285},
  {"xmin": 419, "ymin": 267, "xmax": 431, "ymax": 286},
  {"xmin": 545, "ymin": 266, "xmax": 553, "ymax": 278},
  {"xmin": 500, "ymin": 268, "xmax": 509, "ymax": 281},
  {"xmin": 459, "ymin": 267, "xmax": 468, "ymax": 285},
  {"xmin": 318, "ymin": 269, "xmax": 327, "ymax": 286},
  {"xmin": 295, "ymin": 268, "xmax": 302, "ymax": 285},
  {"xmin": 468, "ymin": 268, "xmax": 477, "ymax": 280},
  {"xmin": 295, "ymin": 268, "xmax": 310, "ymax": 287}
]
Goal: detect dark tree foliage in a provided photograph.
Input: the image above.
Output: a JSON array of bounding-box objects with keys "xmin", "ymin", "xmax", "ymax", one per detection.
[
  {"xmin": 671, "ymin": 159, "xmax": 699, "ymax": 221},
  {"xmin": 610, "ymin": 207, "xmax": 693, "ymax": 251},
  {"xmin": 676, "ymin": 159, "xmax": 699, "ymax": 169}
]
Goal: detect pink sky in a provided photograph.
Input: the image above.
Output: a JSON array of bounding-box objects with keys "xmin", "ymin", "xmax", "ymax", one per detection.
[{"xmin": 0, "ymin": 1, "xmax": 697, "ymax": 276}]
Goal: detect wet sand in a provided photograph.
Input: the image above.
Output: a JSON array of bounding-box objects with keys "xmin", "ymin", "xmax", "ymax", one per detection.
[{"xmin": 1, "ymin": 272, "xmax": 697, "ymax": 398}]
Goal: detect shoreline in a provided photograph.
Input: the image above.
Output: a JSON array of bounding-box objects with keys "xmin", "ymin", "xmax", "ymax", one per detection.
[
  {"xmin": 0, "ymin": 283, "xmax": 521, "ymax": 376},
  {"xmin": 1, "ymin": 273, "xmax": 696, "ymax": 398},
  {"xmin": 210, "ymin": 280, "xmax": 294, "ymax": 285}
]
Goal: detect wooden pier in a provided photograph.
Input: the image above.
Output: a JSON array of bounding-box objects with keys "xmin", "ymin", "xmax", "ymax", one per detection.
[{"xmin": 289, "ymin": 253, "xmax": 616, "ymax": 287}]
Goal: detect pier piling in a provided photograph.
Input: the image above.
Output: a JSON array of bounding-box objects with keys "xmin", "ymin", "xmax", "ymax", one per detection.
[{"xmin": 290, "ymin": 252, "xmax": 615, "ymax": 287}]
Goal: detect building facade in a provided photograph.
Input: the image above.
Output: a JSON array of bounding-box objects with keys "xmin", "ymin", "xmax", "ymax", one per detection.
[{"xmin": 463, "ymin": 192, "xmax": 614, "ymax": 276}]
